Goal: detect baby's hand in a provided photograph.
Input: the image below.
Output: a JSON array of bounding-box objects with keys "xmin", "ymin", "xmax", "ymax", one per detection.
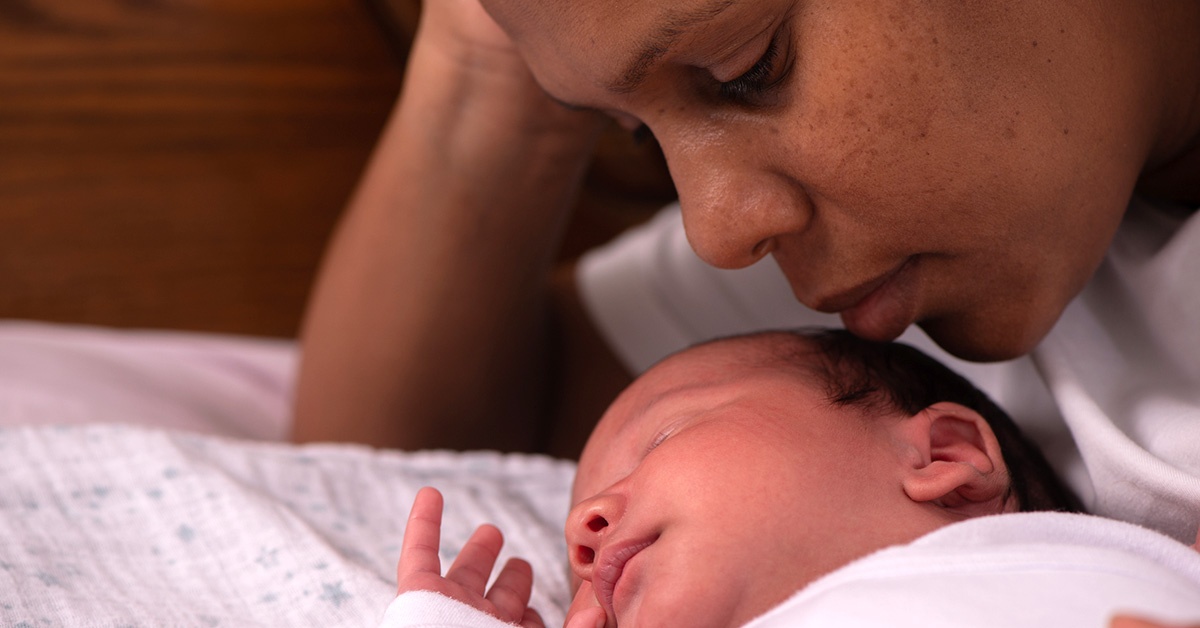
[{"xmin": 397, "ymin": 487, "xmax": 544, "ymax": 628}]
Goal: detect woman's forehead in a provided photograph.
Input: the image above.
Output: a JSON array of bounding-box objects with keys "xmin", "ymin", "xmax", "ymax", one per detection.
[{"xmin": 483, "ymin": 0, "xmax": 749, "ymax": 89}]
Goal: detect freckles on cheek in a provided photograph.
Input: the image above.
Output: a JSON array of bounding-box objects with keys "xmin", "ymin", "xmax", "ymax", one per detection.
[
  {"xmin": 792, "ymin": 15, "xmax": 957, "ymax": 194},
  {"xmin": 798, "ymin": 82, "xmax": 959, "ymax": 220},
  {"xmin": 787, "ymin": 112, "xmax": 882, "ymax": 204},
  {"xmin": 788, "ymin": 82, "xmax": 890, "ymax": 189}
]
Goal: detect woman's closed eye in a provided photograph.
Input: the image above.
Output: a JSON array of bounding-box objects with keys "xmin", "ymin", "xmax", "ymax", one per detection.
[{"xmin": 717, "ymin": 26, "xmax": 792, "ymax": 103}]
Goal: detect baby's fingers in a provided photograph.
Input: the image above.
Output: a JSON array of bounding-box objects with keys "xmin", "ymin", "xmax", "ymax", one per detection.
[
  {"xmin": 444, "ymin": 523, "xmax": 504, "ymax": 593},
  {"xmin": 485, "ymin": 557, "xmax": 534, "ymax": 623},
  {"xmin": 397, "ymin": 487, "xmax": 444, "ymax": 588},
  {"xmin": 520, "ymin": 606, "xmax": 546, "ymax": 628}
]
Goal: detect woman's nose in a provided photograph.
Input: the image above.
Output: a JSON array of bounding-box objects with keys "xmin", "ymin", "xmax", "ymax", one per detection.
[
  {"xmin": 565, "ymin": 493, "xmax": 625, "ymax": 583},
  {"xmin": 662, "ymin": 132, "xmax": 812, "ymax": 270}
]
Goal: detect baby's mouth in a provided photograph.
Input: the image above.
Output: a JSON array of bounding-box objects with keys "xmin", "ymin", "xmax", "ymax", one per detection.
[{"xmin": 593, "ymin": 535, "xmax": 657, "ymax": 620}]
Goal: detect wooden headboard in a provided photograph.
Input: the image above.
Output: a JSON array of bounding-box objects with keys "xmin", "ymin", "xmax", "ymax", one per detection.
[{"xmin": 0, "ymin": 0, "xmax": 673, "ymax": 338}]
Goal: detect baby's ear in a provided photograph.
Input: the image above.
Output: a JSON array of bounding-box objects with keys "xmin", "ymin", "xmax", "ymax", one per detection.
[{"xmin": 899, "ymin": 402, "xmax": 1017, "ymax": 516}]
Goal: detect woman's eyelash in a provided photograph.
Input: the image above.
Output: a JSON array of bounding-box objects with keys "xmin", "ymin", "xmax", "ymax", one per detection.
[{"xmin": 717, "ymin": 36, "xmax": 783, "ymax": 101}]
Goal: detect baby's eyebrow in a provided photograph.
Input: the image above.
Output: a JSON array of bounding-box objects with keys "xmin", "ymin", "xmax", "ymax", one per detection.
[{"xmin": 605, "ymin": 0, "xmax": 739, "ymax": 94}]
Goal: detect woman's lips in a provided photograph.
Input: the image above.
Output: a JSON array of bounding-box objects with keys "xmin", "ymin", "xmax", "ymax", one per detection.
[
  {"xmin": 593, "ymin": 536, "xmax": 656, "ymax": 620},
  {"xmin": 836, "ymin": 258, "xmax": 921, "ymax": 342}
]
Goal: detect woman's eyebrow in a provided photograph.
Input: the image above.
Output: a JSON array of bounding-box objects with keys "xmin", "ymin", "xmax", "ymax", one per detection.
[{"xmin": 605, "ymin": 0, "xmax": 739, "ymax": 94}]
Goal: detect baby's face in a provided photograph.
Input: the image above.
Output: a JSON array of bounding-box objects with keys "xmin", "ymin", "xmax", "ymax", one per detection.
[{"xmin": 564, "ymin": 337, "xmax": 957, "ymax": 627}]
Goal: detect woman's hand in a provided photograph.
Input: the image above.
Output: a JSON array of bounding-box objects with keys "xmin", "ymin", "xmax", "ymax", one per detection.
[
  {"xmin": 417, "ymin": 0, "xmax": 523, "ymax": 66},
  {"xmin": 397, "ymin": 487, "xmax": 545, "ymax": 627},
  {"xmin": 411, "ymin": 0, "xmax": 596, "ymax": 136}
]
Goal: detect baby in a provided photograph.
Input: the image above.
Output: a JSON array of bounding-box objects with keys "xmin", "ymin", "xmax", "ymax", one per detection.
[{"xmin": 385, "ymin": 329, "xmax": 1081, "ymax": 627}]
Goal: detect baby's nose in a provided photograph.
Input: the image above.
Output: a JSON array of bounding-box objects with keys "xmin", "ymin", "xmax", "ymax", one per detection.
[{"xmin": 565, "ymin": 493, "xmax": 623, "ymax": 582}]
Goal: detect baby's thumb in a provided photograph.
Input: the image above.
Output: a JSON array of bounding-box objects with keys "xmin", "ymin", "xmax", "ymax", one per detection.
[{"xmin": 564, "ymin": 607, "xmax": 606, "ymax": 628}]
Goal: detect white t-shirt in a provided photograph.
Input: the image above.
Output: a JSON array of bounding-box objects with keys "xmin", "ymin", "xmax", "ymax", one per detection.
[
  {"xmin": 577, "ymin": 198, "xmax": 1200, "ymax": 544},
  {"xmin": 379, "ymin": 513, "xmax": 1200, "ymax": 628}
]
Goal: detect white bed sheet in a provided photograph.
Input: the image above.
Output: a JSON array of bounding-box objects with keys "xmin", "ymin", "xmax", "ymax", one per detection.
[
  {"xmin": 0, "ymin": 321, "xmax": 576, "ymax": 626},
  {"xmin": 0, "ymin": 320, "xmax": 295, "ymax": 440}
]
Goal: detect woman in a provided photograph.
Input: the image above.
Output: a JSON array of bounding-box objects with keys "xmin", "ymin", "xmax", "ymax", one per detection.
[{"xmin": 293, "ymin": 0, "xmax": 1199, "ymax": 541}]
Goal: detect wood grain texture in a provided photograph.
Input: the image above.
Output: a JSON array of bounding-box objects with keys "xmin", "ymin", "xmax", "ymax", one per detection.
[
  {"xmin": 0, "ymin": 0, "xmax": 402, "ymax": 336},
  {"xmin": 0, "ymin": 0, "xmax": 674, "ymax": 337}
]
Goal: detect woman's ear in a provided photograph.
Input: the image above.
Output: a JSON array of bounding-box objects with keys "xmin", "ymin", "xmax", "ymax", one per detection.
[{"xmin": 899, "ymin": 402, "xmax": 1018, "ymax": 516}]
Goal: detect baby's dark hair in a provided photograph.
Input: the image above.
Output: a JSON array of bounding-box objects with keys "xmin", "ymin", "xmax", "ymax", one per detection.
[{"xmin": 737, "ymin": 328, "xmax": 1083, "ymax": 513}]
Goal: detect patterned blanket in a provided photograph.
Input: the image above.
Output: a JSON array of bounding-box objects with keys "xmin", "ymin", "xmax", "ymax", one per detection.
[{"xmin": 0, "ymin": 425, "xmax": 575, "ymax": 627}]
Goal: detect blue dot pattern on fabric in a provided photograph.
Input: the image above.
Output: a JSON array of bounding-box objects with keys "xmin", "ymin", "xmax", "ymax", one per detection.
[{"xmin": 0, "ymin": 424, "xmax": 575, "ymax": 627}]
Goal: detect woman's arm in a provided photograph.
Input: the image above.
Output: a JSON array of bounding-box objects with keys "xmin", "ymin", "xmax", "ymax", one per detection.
[{"xmin": 291, "ymin": 0, "xmax": 617, "ymax": 452}]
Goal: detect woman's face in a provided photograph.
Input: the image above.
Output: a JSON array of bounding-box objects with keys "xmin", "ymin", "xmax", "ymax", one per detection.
[{"xmin": 486, "ymin": 0, "xmax": 1149, "ymax": 360}]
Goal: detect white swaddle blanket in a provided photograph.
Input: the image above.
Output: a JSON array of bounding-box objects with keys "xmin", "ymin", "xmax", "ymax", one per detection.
[
  {"xmin": 383, "ymin": 512, "xmax": 1200, "ymax": 628},
  {"xmin": 0, "ymin": 424, "xmax": 575, "ymax": 627},
  {"xmin": 748, "ymin": 512, "xmax": 1200, "ymax": 628}
]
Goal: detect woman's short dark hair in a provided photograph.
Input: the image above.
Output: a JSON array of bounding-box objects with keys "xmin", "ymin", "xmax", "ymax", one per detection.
[{"xmin": 737, "ymin": 328, "xmax": 1083, "ymax": 513}]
